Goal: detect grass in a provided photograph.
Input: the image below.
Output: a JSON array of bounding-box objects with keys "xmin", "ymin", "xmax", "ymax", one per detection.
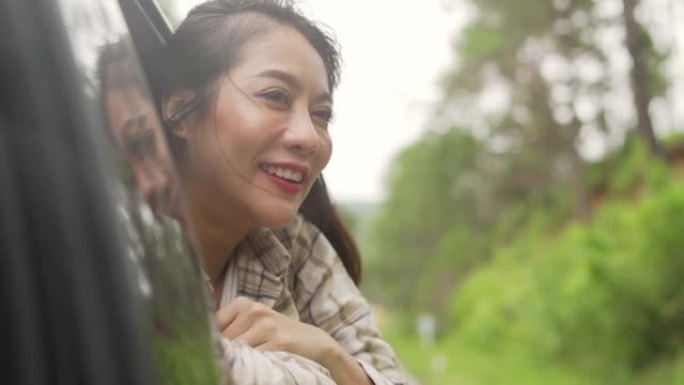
[{"xmin": 383, "ymin": 319, "xmax": 684, "ymax": 385}]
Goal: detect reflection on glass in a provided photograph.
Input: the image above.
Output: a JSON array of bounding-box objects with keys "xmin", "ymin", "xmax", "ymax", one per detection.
[
  {"xmin": 97, "ymin": 38, "xmax": 221, "ymax": 385},
  {"xmin": 100, "ymin": 42, "xmax": 180, "ymax": 220}
]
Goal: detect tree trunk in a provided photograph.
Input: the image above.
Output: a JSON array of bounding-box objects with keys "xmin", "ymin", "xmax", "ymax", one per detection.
[
  {"xmin": 569, "ymin": 145, "xmax": 592, "ymax": 223},
  {"xmin": 622, "ymin": 0, "xmax": 664, "ymax": 157}
]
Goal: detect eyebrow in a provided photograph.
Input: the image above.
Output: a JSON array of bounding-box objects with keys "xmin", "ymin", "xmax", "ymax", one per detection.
[{"xmin": 254, "ymin": 69, "xmax": 332, "ymax": 104}]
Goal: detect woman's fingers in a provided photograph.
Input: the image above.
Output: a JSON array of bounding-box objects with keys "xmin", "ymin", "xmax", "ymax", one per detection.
[
  {"xmin": 216, "ymin": 299, "xmax": 245, "ymax": 330},
  {"xmin": 216, "ymin": 296, "xmax": 251, "ymax": 330},
  {"xmin": 233, "ymin": 325, "xmax": 270, "ymax": 347},
  {"xmin": 230, "ymin": 307, "xmax": 280, "ymax": 342},
  {"xmin": 222, "ymin": 312, "xmax": 253, "ymax": 340},
  {"xmin": 218, "ymin": 297, "xmax": 280, "ymax": 341},
  {"xmin": 216, "ymin": 296, "xmax": 339, "ymax": 365}
]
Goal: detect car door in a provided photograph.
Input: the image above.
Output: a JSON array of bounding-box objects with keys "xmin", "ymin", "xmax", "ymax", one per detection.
[{"xmin": 0, "ymin": 0, "xmax": 222, "ymax": 384}]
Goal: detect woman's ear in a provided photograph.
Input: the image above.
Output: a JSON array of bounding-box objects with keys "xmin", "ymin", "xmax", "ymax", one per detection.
[{"xmin": 162, "ymin": 88, "xmax": 196, "ymax": 139}]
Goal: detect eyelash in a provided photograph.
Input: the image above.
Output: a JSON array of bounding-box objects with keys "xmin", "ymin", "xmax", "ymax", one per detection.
[
  {"xmin": 312, "ymin": 108, "xmax": 334, "ymax": 126},
  {"xmin": 258, "ymin": 88, "xmax": 333, "ymax": 128},
  {"xmin": 259, "ymin": 89, "xmax": 291, "ymax": 107}
]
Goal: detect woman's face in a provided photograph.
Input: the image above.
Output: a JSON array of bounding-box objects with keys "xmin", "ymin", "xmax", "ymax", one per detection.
[
  {"xmin": 106, "ymin": 85, "xmax": 181, "ymax": 219},
  {"xmin": 180, "ymin": 25, "xmax": 333, "ymax": 229}
]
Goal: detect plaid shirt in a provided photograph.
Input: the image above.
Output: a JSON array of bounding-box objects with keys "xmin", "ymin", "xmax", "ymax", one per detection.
[{"xmin": 210, "ymin": 215, "xmax": 411, "ymax": 385}]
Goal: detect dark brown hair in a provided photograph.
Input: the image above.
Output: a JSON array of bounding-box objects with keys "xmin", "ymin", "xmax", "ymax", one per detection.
[{"xmin": 154, "ymin": 0, "xmax": 362, "ymax": 284}]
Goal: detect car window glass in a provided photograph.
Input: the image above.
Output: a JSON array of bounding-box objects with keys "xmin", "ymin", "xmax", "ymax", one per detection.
[{"xmin": 53, "ymin": 1, "xmax": 221, "ymax": 384}]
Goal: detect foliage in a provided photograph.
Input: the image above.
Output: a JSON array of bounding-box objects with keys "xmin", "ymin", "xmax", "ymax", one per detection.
[
  {"xmin": 364, "ymin": 0, "xmax": 681, "ymax": 377},
  {"xmin": 380, "ymin": 176, "xmax": 684, "ymax": 384},
  {"xmin": 368, "ymin": 0, "xmax": 677, "ymax": 322},
  {"xmin": 153, "ymin": 324, "xmax": 221, "ymax": 385},
  {"xmin": 589, "ymin": 137, "xmax": 671, "ymax": 197},
  {"xmin": 456, "ymin": 176, "xmax": 684, "ymax": 374},
  {"xmin": 367, "ymin": 128, "xmax": 492, "ymax": 314}
]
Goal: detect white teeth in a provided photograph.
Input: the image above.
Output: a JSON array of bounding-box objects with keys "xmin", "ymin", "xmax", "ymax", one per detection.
[{"xmin": 262, "ymin": 164, "xmax": 304, "ymax": 183}]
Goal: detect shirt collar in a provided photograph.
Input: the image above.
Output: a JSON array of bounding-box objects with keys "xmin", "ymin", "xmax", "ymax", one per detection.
[{"xmin": 241, "ymin": 225, "xmax": 293, "ymax": 278}]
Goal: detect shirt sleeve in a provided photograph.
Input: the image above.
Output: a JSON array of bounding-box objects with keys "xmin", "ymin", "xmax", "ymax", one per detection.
[
  {"xmin": 217, "ymin": 337, "xmax": 338, "ymax": 385},
  {"xmin": 290, "ymin": 220, "xmax": 413, "ymax": 385},
  {"xmin": 204, "ymin": 266, "xmax": 337, "ymax": 385}
]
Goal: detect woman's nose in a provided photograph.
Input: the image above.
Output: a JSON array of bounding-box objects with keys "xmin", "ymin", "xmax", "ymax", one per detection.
[
  {"xmin": 137, "ymin": 162, "xmax": 171, "ymax": 213},
  {"xmin": 283, "ymin": 110, "xmax": 320, "ymax": 155}
]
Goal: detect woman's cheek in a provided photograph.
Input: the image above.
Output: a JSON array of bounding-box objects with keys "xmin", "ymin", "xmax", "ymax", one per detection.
[{"xmin": 319, "ymin": 136, "xmax": 333, "ymax": 170}]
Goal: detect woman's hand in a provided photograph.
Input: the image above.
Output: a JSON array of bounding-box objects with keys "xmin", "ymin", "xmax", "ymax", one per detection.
[
  {"xmin": 216, "ymin": 297, "xmax": 338, "ymax": 365},
  {"xmin": 216, "ymin": 297, "xmax": 373, "ymax": 385}
]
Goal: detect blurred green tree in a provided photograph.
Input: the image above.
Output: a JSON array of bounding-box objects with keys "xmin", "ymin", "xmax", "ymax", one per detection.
[
  {"xmin": 622, "ymin": 0, "xmax": 663, "ymax": 157},
  {"xmin": 368, "ymin": 0, "xmax": 672, "ymax": 323}
]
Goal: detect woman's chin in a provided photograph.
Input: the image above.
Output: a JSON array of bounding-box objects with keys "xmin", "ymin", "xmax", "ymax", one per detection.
[{"xmin": 251, "ymin": 199, "xmax": 300, "ymax": 229}]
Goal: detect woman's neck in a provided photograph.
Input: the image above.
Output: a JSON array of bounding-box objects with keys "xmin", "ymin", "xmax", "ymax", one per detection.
[{"xmin": 183, "ymin": 180, "xmax": 254, "ymax": 286}]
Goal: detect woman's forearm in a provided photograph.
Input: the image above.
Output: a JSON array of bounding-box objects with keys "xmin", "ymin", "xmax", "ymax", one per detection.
[{"xmin": 320, "ymin": 343, "xmax": 374, "ymax": 385}]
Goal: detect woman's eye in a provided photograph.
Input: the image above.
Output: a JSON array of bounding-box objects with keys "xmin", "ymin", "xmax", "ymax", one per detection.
[
  {"xmin": 312, "ymin": 108, "xmax": 333, "ymax": 128},
  {"xmin": 260, "ymin": 89, "xmax": 290, "ymax": 107},
  {"xmin": 127, "ymin": 130, "xmax": 156, "ymax": 160}
]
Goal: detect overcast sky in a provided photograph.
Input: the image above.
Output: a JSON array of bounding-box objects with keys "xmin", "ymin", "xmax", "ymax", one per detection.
[{"xmin": 176, "ymin": 0, "xmax": 467, "ymax": 203}]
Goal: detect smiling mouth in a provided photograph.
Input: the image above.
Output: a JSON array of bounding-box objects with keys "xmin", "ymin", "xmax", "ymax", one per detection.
[{"xmin": 259, "ymin": 164, "xmax": 305, "ymax": 184}]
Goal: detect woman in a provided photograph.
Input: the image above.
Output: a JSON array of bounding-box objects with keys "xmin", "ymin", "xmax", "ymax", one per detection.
[{"xmin": 155, "ymin": 1, "xmax": 409, "ymax": 384}]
